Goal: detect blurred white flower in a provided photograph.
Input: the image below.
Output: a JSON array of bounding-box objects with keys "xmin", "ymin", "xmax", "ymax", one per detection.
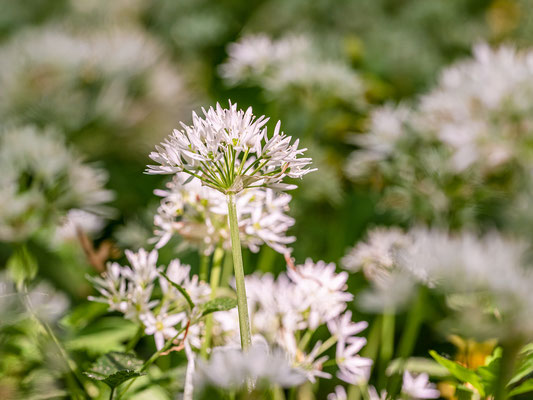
[
  {"xmin": 328, "ymin": 386, "xmax": 347, "ymax": 400},
  {"xmin": 419, "ymin": 44, "xmax": 533, "ymax": 172},
  {"xmin": 220, "ymin": 34, "xmax": 364, "ymax": 106},
  {"xmin": 55, "ymin": 209, "xmax": 105, "ymax": 241},
  {"xmin": 342, "ymin": 227, "xmax": 410, "ymax": 287},
  {"xmin": 401, "ymin": 371, "xmax": 440, "ymax": 399},
  {"xmin": 0, "ymin": 125, "xmax": 113, "ymax": 243},
  {"xmin": 368, "ymin": 386, "xmax": 388, "ymax": 400},
  {"xmin": 0, "ymin": 25, "xmax": 192, "ymax": 153},
  {"xmin": 147, "ymin": 101, "xmax": 314, "ymax": 194},
  {"xmin": 194, "ymin": 342, "xmax": 306, "ymax": 390}
]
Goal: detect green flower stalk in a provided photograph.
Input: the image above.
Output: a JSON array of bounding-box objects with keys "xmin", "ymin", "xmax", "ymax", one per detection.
[{"xmin": 146, "ymin": 101, "xmax": 314, "ymax": 350}]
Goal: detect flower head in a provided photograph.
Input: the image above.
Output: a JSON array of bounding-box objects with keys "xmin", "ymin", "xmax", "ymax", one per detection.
[{"xmin": 147, "ymin": 102, "xmax": 315, "ymax": 194}]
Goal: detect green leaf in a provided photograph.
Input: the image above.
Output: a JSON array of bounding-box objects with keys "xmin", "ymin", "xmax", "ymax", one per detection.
[
  {"xmin": 200, "ymin": 297, "xmax": 237, "ymax": 317},
  {"xmin": 65, "ymin": 317, "xmax": 138, "ymax": 355},
  {"xmin": 7, "ymin": 245, "xmax": 38, "ymax": 289},
  {"xmin": 510, "ymin": 347, "xmax": 533, "ymax": 385},
  {"xmin": 509, "ymin": 379, "xmax": 533, "ymax": 397},
  {"xmin": 429, "ymin": 350, "xmax": 485, "ymax": 397},
  {"xmin": 60, "ymin": 301, "xmax": 108, "ymax": 330},
  {"xmin": 455, "ymin": 385, "xmax": 475, "ymax": 400},
  {"xmin": 84, "ymin": 352, "xmax": 145, "ymax": 388},
  {"xmin": 159, "ymin": 271, "xmax": 195, "ymax": 309}
]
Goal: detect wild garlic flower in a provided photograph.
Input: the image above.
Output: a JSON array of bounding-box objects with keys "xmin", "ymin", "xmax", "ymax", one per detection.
[
  {"xmin": 88, "ymin": 248, "xmax": 212, "ymax": 350},
  {"xmin": 147, "ymin": 102, "xmax": 314, "ymax": 194},
  {"xmin": 194, "ymin": 341, "xmax": 306, "ymax": 391},
  {"xmin": 153, "ymin": 173, "xmax": 295, "ymax": 254},
  {"xmin": 0, "ymin": 25, "xmax": 190, "ymax": 154},
  {"xmin": 214, "ymin": 260, "xmax": 371, "ymax": 385},
  {"xmin": 401, "ymin": 371, "xmax": 440, "ymax": 399},
  {"xmin": 346, "ymin": 44, "xmax": 533, "ymax": 228},
  {"xmin": 0, "ymin": 125, "xmax": 113, "ymax": 242},
  {"xmin": 350, "ymin": 226, "xmax": 533, "ymax": 338},
  {"xmin": 342, "ymin": 227, "xmax": 410, "ymax": 288},
  {"xmin": 398, "ymin": 229, "xmax": 533, "ymax": 338},
  {"xmin": 220, "ymin": 34, "xmax": 364, "ymax": 106}
]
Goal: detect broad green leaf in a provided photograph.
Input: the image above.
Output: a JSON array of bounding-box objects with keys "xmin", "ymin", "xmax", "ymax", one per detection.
[
  {"xmin": 84, "ymin": 352, "xmax": 145, "ymax": 388},
  {"xmin": 159, "ymin": 271, "xmax": 195, "ymax": 309},
  {"xmin": 65, "ymin": 317, "xmax": 138, "ymax": 355},
  {"xmin": 7, "ymin": 245, "xmax": 38, "ymax": 289},
  {"xmin": 509, "ymin": 379, "xmax": 533, "ymax": 397},
  {"xmin": 429, "ymin": 350, "xmax": 485, "ymax": 397},
  {"xmin": 200, "ymin": 297, "xmax": 237, "ymax": 317}
]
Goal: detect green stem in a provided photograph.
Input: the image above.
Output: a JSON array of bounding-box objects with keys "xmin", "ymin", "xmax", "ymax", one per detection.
[
  {"xmin": 226, "ymin": 193, "xmax": 252, "ymax": 350},
  {"xmin": 199, "ymin": 253, "xmax": 209, "ymax": 283},
  {"xmin": 200, "ymin": 245, "xmax": 224, "ymax": 358},
  {"xmin": 109, "ymin": 387, "xmax": 115, "ymax": 400},
  {"xmin": 389, "ymin": 289, "xmax": 426, "ymax": 396},
  {"xmin": 220, "ymin": 250, "xmax": 233, "ymax": 288},
  {"xmin": 378, "ymin": 309, "xmax": 395, "ymax": 390}
]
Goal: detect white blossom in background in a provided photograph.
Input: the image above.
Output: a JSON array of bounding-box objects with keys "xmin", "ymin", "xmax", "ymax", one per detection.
[
  {"xmin": 419, "ymin": 44, "xmax": 533, "ymax": 172},
  {"xmin": 153, "ymin": 173, "xmax": 296, "ymax": 255},
  {"xmin": 0, "ymin": 125, "xmax": 113, "ymax": 243},
  {"xmin": 345, "ymin": 104, "xmax": 411, "ymax": 181},
  {"xmin": 342, "ymin": 227, "xmax": 410, "ymax": 288},
  {"xmin": 344, "ymin": 226, "xmax": 533, "ymax": 338},
  {"xmin": 220, "ymin": 34, "xmax": 364, "ymax": 106},
  {"xmin": 88, "ymin": 248, "xmax": 212, "ymax": 350},
  {"xmin": 214, "ymin": 259, "xmax": 371, "ymax": 386},
  {"xmin": 398, "ymin": 229, "xmax": 533, "ymax": 338},
  {"xmin": 194, "ymin": 341, "xmax": 306, "ymax": 391},
  {"xmin": 147, "ymin": 102, "xmax": 314, "ymax": 194},
  {"xmin": 55, "ymin": 209, "xmax": 105, "ymax": 242},
  {"xmin": 0, "ymin": 25, "xmax": 191, "ymax": 152},
  {"xmin": 345, "ymin": 44, "xmax": 533, "ymax": 228},
  {"xmin": 401, "ymin": 371, "xmax": 440, "ymax": 399}
]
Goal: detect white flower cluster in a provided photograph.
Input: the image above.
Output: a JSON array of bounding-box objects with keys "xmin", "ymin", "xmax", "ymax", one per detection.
[
  {"xmin": 215, "ymin": 259, "xmax": 372, "ymax": 385},
  {"xmin": 88, "ymin": 248, "xmax": 210, "ymax": 350},
  {"xmin": 147, "ymin": 102, "xmax": 314, "ymax": 194},
  {"xmin": 346, "ymin": 44, "xmax": 533, "ymax": 227},
  {"xmin": 344, "ymin": 227, "xmax": 533, "ymax": 339},
  {"xmin": 0, "ymin": 125, "xmax": 113, "ymax": 242},
  {"xmin": 153, "ymin": 173, "xmax": 295, "ymax": 255},
  {"xmin": 220, "ymin": 34, "xmax": 364, "ymax": 106},
  {"xmin": 328, "ymin": 371, "xmax": 439, "ymax": 400}
]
